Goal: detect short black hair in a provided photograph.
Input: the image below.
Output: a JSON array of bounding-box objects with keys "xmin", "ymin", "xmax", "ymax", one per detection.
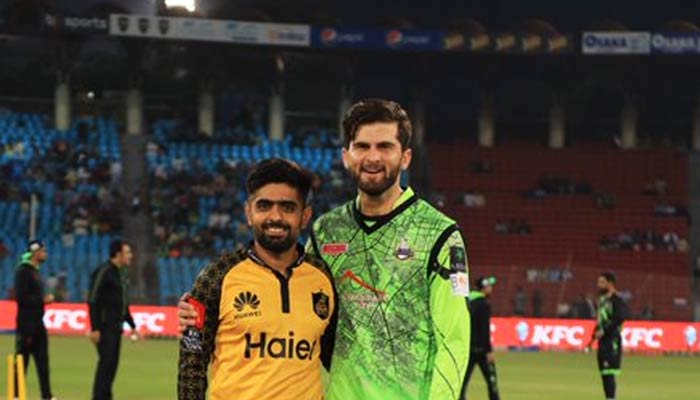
[
  {"xmin": 600, "ymin": 271, "xmax": 616, "ymax": 284},
  {"xmin": 342, "ymin": 98, "xmax": 412, "ymax": 150},
  {"xmin": 246, "ymin": 158, "xmax": 312, "ymax": 204},
  {"xmin": 109, "ymin": 239, "xmax": 131, "ymax": 258}
]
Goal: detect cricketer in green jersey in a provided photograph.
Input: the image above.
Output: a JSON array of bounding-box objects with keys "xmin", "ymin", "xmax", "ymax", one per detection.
[
  {"xmin": 308, "ymin": 98, "xmax": 471, "ymax": 400},
  {"xmin": 593, "ymin": 272, "xmax": 625, "ymax": 400}
]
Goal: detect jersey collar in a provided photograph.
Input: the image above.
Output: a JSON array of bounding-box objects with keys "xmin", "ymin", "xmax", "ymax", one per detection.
[
  {"xmin": 352, "ymin": 186, "xmax": 418, "ymax": 234},
  {"xmin": 246, "ymin": 241, "xmax": 305, "ymax": 275}
]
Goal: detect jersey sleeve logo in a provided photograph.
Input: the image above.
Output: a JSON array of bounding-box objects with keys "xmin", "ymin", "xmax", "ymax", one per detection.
[
  {"xmin": 449, "ymin": 246, "xmax": 467, "ymax": 272},
  {"xmin": 182, "ymin": 327, "xmax": 204, "ymax": 353},
  {"xmin": 312, "ymin": 291, "xmax": 330, "ymax": 320},
  {"xmin": 450, "ymin": 272, "xmax": 470, "ymax": 297}
]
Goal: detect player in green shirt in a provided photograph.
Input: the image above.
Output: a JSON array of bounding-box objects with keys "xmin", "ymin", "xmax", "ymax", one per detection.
[
  {"xmin": 308, "ymin": 98, "xmax": 470, "ymax": 400},
  {"xmin": 592, "ymin": 272, "xmax": 625, "ymax": 400}
]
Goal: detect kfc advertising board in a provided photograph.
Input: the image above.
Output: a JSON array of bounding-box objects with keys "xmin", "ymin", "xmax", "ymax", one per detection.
[
  {"xmin": 0, "ymin": 301, "xmax": 698, "ymax": 352},
  {"xmin": 491, "ymin": 317, "xmax": 700, "ymax": 352},
  {"xmin": 0, "ymin": 301, "xmax": 178, "ymax": 337}
]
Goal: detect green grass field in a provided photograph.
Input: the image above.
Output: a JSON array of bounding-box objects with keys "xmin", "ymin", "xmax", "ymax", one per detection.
[{"xmin": 0, "ymin": 335, "xmax": 697, "ymax": 399}]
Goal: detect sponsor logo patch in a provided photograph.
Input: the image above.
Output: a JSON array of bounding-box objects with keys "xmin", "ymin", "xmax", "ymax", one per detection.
[
  {"xmin": 322, "ymin": 243, "xmax": 348, "ymax": 256},
  {"xmin": 450, "ymin": 272, "xmax": 470, "ymax": 296},
  {"xmin": 234, "ymin": 291, "xmax": 262, "ymax": 320}
]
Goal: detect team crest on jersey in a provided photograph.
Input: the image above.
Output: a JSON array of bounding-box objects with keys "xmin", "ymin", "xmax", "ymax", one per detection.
[
  {"xmin": 395, "ymin": 237, "xmax": 413, "ymax": 260},
  {"xmin": 322, "ymin": 243, "xmax": 349, "ymax": 256},
  {"xmin": 312, "ymin": 291, "xmax": 330, "ymax": 319}
]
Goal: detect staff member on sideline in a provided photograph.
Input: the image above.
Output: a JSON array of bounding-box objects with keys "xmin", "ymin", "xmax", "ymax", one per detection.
[
  {"xmin": 593, "ymin": 272, "xmax": 625, "ymax": 400},
  {"xmin": 88, "ymin": 239, "xmax": 139, "ymax": 400},
  {"xmin": 461, "ymin": 276, "xmax": 500, "ymax": 400},
  {"xmin": 15, "ymin": 239, "xmax": 56, "ymax": 400}
]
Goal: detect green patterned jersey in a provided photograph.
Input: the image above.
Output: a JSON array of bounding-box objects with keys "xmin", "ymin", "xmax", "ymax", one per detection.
[
  {"xmin": 596, "ymin": 293, "xmax": 625, "ymax": 343},
  {"xmin": 308, "ymin": 188, "xmax": 471, "ymax": 400}
]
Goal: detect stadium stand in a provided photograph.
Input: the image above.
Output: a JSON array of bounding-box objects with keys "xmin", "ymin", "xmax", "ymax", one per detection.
[
  {"xmin": 0, "ymin": 111, "xmax": 123, "ymax": 301},
  {"xmin": 430, "ymin": 139, "xmax": 691, "ymax": 320}
]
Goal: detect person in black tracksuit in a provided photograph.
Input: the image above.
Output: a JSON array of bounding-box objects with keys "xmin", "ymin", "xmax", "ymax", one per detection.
[
  {"xmin": 593, "ymin": 272, "xmax": 626, "ymax": 400},
  {"xmin": 14, "ymin": 240, "xmax": 55, "ymax": 400},
  {"xmin": 461, "ymin": 276, "xmax": 500, "ymax": 400},
  {"xmin": 88, "ymin": 240, "xmax": 138, "ymax": 400}
]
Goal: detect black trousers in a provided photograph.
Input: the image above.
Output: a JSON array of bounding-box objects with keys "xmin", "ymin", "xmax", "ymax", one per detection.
[
  {"xmin": 461, "ymin": 351, "xmax": 500, "ymax": 400},
  {"xmin": 15, "ymin": 323, "xmax": 53, "ymax": 399},
  {"xmin": 92, "ymin": 330, "xmax": 122, "ymax": 400}
]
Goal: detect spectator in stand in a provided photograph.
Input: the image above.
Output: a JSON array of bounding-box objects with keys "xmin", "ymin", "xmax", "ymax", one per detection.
[
  {"xmin": 532, "ymin": 289, "xmax": 543, "ymax": 317},
  {"xmin": 639, "ymin": 303, "xmax": 655, "ymax": 320},
  {"xmin": 513, "ymin": 286, "xmax": 527, "ymax": 316},
  {"xmin": 643, "ymin": 178, "xmax": 667, "ymax": 196},
  {"xmin": 494, "ymin": 220, "xmax": 508, "ymax": 234},
  {"xmin": 573, "ymin": 293, "xmax": 596, "ymax": 319},
  {"xmin": 469, "ymin": 160, "xmax": 493, "ymax": 174}
]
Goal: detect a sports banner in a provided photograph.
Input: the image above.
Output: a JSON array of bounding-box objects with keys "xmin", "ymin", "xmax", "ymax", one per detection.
[
  {"xmin": 312, "ymin": 26, "xmax": 444, "ymax": 51},
  {"xmin": 650, "ymin": 32, "xmax": 700, "ymax": 54},
  {"xmin": 492, "ymin": 317, "xmax": 700, "ymax": 353},
  {"xmin": 0, "ymin": 301, "xmax": 179, "ymax": 337},
  {"xmin": 582, "ymin": 31, "xmax": 651, "ymax": 55},
  {"xmin": 1, "ymin": 301, "xmax": 698, "ymax": 352},
  {"xmin": 109, "ymin": 14, "xmax": 310, "ymax": 47},
  {"xmin": 445, "ymin": 32, "xmax": 572, "ymax": 53},
  {"xmin": 42, "ymin": 13, "xmax": 109, "ymax": 33}
]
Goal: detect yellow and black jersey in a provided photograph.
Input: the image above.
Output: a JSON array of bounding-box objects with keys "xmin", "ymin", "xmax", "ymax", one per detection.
[{"xmin": 178, "ymin": 244, "xmax": 337, "ymax": 400}]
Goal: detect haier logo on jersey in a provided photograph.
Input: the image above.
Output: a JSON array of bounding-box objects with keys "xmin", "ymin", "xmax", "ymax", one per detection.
[
  {"xmin": 530, "ymin": 324, "xmax": 586, "ymax": 346},
  {"xmin": 622, "ymin": 327, "xmax": 662, "ymax": 349},
  {"xmin": 245, "ymin": 332, "xmax": 316, "ymax": 360},
  {"xmin": 234, "ymin": 291, "xmax": 262, "ymax": 319}
]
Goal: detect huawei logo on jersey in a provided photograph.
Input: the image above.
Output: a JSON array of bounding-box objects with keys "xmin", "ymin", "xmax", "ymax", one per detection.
[
  {"xmin": 234, "ymin": 291, "xmax": 260, "ymax": 311},
  {"xmin": 234, "ymin": 291, "xmax": 262, "ymax": 319}
]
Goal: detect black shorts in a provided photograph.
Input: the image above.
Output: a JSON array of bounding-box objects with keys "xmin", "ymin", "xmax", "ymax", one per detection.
[{"xmin": 597, "ymin": 338, "xmax": 622, "ymax": 375}]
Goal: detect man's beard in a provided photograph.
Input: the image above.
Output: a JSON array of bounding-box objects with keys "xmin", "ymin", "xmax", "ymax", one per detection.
[
  {"xmin": 350, "ymin": 163, "xmax": 401, "ymax": 197},
  {"xmin": 254, "ymin": 221, "xmax": 296, "ymax": 253}
]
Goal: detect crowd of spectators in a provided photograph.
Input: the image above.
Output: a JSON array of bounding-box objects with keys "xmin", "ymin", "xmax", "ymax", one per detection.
[
  {"xmin": 495, "ymin": 219, "xmax": 532, "ymax": 235},
  {"xmin": 599, "ymin": 229, "xmax": 688, "ymax": 253},
  {"xmin": 1, "ymin": 120, "xmax": 124, "ymax": 236},
  {"xmin": 526, "ymin": 176, "xmax": 593, "ymax": 199}
]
